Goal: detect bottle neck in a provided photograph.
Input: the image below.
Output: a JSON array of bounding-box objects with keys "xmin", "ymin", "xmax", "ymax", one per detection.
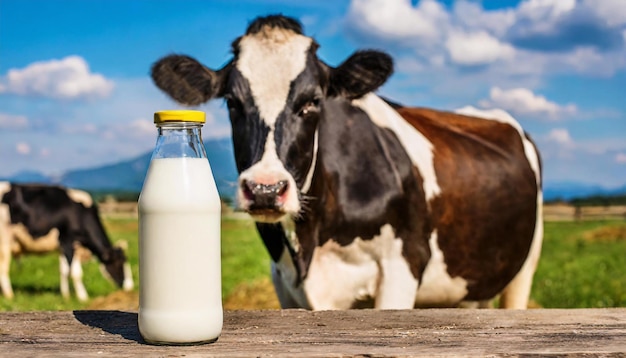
[{"xmin": 152, "ymin": 121, "xmax": 207, "ymax": 159}]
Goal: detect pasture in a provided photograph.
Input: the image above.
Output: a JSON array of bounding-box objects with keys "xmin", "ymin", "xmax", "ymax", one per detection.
[{"xmin": 1, "ymin": 210, "xmax": 625, "ymax": 311}]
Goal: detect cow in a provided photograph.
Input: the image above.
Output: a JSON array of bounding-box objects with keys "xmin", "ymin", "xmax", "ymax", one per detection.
[
  {"xmin": 150, "ymin": 15, "xmax": 543, "ymax": 310},
  {"xmin": 0, "ymin": 182, "xmax": 134, "ymax": 301}
]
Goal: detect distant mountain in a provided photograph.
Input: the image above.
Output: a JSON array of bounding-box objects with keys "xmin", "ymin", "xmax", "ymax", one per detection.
[
  {"xmin": 59, "ymin": 152, "xmax": 152, "ymax": 192},
  {"xmin": 543, "ymin": 181, "xmax": 626, "ymax": 202},
  {"xmin": 1, "ymin": 138, "xmax": 239, "ymax": 200},
  {"xmin": 1, "ymin": 170, "xmax": 53, "ymax": 184}
]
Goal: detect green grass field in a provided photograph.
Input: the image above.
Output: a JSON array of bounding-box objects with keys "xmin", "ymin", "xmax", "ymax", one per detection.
[
  {"xmin": 1, "ymin": 216, "xmax": 624, "ymax": 311},
  {"xmin": 533, "ymin": 220, "xmax": 626, "ymax": 308}
]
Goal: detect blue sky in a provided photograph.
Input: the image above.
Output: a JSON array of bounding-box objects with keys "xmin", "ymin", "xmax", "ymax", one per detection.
[{"xmin": 1, "ymin": 0, "xmax": 625, "ymax": 188}]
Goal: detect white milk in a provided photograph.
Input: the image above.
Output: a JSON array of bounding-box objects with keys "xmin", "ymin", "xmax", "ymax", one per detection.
[{"xmin": 138, "ymin": 157, "xmax": 222, "ymax": 344}]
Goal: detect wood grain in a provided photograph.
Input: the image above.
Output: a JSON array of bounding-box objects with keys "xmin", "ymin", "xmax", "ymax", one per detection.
[{"xmin": 1, "ymin": 309, "xmax": 625, "ymax": 357}]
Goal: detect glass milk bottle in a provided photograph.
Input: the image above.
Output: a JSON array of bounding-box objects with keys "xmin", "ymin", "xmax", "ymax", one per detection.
[{"xmin": 138, "ymin": 110, "xmax": 222, "ymax": 345}]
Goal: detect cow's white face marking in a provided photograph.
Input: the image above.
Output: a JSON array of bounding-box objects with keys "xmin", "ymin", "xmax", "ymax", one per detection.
[
  {"xmin": 414, "ymin": 230, "xmax": 469, "ymax": 306},
  {"xmin": 353, "ymin": 94, "xmax": 442, "ymax": 201},
  {"xmin": 237, "ymin": 27, "xmax": 312, "ymax": 127},
  {"xmin": 455, "ymin": 106, "xmax": 541, "ymax": 186},
  {"xmin": 234, "ymin": 27, "xmax": 313, "ymax": 221}
]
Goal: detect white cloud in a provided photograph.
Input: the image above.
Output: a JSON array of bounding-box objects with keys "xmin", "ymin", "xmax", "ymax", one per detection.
[
  {"xmin": 347, "ymin": 0, "xmax": 449, "ymax": 41},
  {"xmin": 0, "ymin": 76, "xmax": 234, "ymax": 178},
  {"xmin": 0, "ymin": 113, "xmax": 29, "ymax": 129},
  {"xmin": 61, "ymin": 123, "xmax": 98, "ymax": 135},
  {"xmin": 452, "ymin": 1, "xmax": 515, "ymax": 37},
  {"xmin": 15, "ymin": 142, "xmax": 31, "ymax": 155},
  {"xmin": 571, "ymin": 137, "xmax": 626, "ymax": 156},
  {"xmin": 345, "ymin": 0, "xmax": 626, "ymax": 78},
  {"xmin": 0, "ymin": 56, "xmax": 114, "ymax": 100},
  {"xmin": 547, "ymin": 128, "xmax": 573, "ymax": 145},
  {"xmin": 517, "ymin": 0, "xmax": 576, "ymax": 22},
  {"xmin": 445, "ymin": 31, "xmax": 515, "ymax": 66},
  {"xmin": 583, "ymin": 0, "xmax": 626, "ymax": 27},
  {"xmin": 479, "ymin": 87, "xmax": 577, "ymax": 119},
  {"xmin": 616, "ymin": 153, "xmax": 626, "ymax": 164},
  {"xmin": 101, "ymin": 118, "xmax": 155, "ymax": 141},
  {"xmin": 128, "ymin": 118, "xmax": 155, "ymax": 137}
]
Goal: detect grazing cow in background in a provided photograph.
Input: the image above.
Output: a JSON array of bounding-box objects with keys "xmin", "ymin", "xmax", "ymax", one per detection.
[
  {"xmin": 0, "ymin": 182, "xmax": 134, "ymax": 301},
  {"xmin": 151, "ymin": 15, "xmax": 543, "ymax": 310}
]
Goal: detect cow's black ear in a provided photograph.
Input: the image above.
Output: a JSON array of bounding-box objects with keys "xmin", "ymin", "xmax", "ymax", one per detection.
[
  {"xmin": 328, "ymin": 50, "xmax": 393, "ymax": 100},
  {"xmin": 151, "ymin": 54, "xmax": 229, "ymax": 106}
]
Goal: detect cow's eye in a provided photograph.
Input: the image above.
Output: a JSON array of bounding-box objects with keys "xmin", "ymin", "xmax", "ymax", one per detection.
[{"xmin": 297, "ymin": 98, "xmax": 320, "ymax": 117}]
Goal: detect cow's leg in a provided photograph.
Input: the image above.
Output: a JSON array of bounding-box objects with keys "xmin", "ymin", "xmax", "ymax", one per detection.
[
  {"xmin": 500, "ymin": 198, "xmax": 544, "ymax": 309},
  {"xmin": 59, "ymin": 239, "xmax": 90, "ymax": 301},
  {"xmin": 375, "ymin": 257, "xmax": 419, "ymax": 309},
  {"xmin": 59, "ymin": 252, "xmax": 88, "ymax": 301},
  {"xmin": 373, "ymin": 226, "xmax": 419, "ymax": 309},
  {"xmin": 59, "ymin": 254, "xmax": 71, "ymax": 299},
  {"xmin": 0, "ymin": 205, "xmax": 14, "ymax": 299},
  {"xmin": 122, "ymin": 262, "xmax": 134, "ymax": 291},
  {"xmin": 70, "ymin": 251, "xmax": 88, "ymax": 302},
  {"xmin": 271, "ymin": 262, "xmax": 301, "ymax": 308}
]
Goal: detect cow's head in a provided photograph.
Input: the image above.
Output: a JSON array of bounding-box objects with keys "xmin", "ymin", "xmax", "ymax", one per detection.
[
  {"xmin": 100, "ymin": 246, "xmax": 133, "ymax": 291},
  {"xmin": 152, "ymin": 15, "xmax": 393, "ymax": 223}
]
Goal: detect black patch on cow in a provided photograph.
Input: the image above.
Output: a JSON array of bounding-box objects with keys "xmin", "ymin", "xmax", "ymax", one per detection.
[
  {"xmin": 293, "ymin": 98, "xmax": 432, "ymax": 281},
  {"xmin": 255, "ymin": 223, "xmax": 285, "ymax": 263},
  {"xmin": 2, "ymin": 184, "xmax": 77, "ymax": 237},
  {"xmin": 224, "ymin": 69, "xmax": 270, "ymax": 173},
  {"xmin": 274, "ymin": 55, "xmax": 326, "ymax": 189}
]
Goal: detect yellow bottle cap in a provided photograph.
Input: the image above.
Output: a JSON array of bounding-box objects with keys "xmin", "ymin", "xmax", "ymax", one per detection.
[{"xmin": 154, "ymin": 110, "xmax": 206, "ymax": 123}]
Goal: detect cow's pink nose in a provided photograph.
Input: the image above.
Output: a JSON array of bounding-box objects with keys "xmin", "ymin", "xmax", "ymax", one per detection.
[{"xmin": 242, "ymin": 179, "xmax": 288, "ymax": 210}]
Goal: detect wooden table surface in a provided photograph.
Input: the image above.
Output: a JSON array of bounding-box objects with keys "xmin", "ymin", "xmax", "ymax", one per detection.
[{"xmin": 1, "ymin": 308, "xmax": 625, "ymax": 357}]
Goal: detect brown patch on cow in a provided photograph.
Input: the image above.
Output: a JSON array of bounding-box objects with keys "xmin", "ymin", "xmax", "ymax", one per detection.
[{"xmin": 396, "ymin": 107, "xmax": 538, "ymax": 300}]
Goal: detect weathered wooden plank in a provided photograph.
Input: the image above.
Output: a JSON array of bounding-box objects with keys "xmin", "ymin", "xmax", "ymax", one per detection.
[{"xmin": 1, "ymin": 309, "xmax": 625, "ymax": 357}]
